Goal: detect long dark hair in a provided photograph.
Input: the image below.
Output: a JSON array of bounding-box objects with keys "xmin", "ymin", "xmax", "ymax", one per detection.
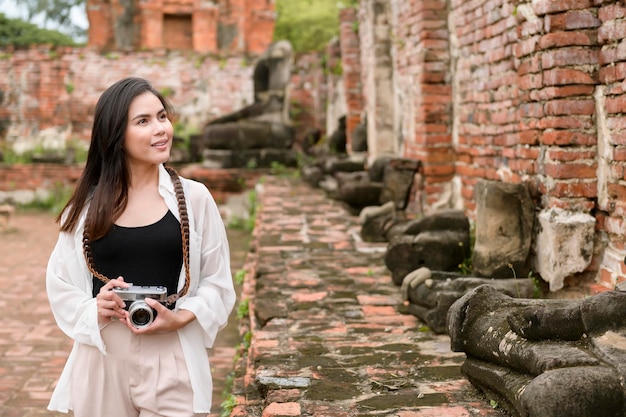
[{"xmin": 57, "ymin": 77, "xmax": 174, "ymax": 239}]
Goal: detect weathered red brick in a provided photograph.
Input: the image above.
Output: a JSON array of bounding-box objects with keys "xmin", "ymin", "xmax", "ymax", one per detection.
[
  {"xmin": 545, "ymin": 10, "xmax": 601, "ymax": 31},
  {"xmin": 544, "ymin": 99, "xmax": 595, "ymax": 116},
  {"xmin": 544, "ymin": 162, "xmax": 597, "ymax": 179},
  {"xmin": 541, "ymin": 47, "xmax": 598, "ymax": 70},
  {"xmin": 533, "ymin": 0, "xmax": 594, "ymax": 16}
]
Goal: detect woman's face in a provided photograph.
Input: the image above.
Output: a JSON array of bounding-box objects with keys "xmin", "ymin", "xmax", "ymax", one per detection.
[{"xmin": 124, "ymin": 91, "xmax": 174, "ymax": 169}]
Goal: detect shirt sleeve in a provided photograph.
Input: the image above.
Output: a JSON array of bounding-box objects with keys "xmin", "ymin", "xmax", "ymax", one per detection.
[
  {"xmin": 46, "ymin": 228, "xmax": 106, "ymax": 354},
  {"xmin": 176, "ymin": 180, "xmax": 237, "ymax": 348}
]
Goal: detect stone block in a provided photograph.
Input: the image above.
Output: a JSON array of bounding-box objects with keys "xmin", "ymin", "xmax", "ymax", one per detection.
[{"xmin": 533, "ymin": 207, "xmax": 596, "ymax": 291}]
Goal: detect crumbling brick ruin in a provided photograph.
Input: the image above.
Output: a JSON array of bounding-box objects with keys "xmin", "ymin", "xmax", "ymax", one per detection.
[{"xmin": 86, "ymin": 0, "xmax": 275, "ymax": 54}]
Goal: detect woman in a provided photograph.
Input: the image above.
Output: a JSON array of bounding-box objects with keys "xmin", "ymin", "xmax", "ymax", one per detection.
[{"xmin": 46, "ymin": 77, "xmax": 236, "ymax": 416}]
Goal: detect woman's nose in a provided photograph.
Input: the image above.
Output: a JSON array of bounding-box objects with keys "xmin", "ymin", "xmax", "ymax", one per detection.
[{"xmin": 154, "ymin": 120, "xmax": 167, "ymax": 135}]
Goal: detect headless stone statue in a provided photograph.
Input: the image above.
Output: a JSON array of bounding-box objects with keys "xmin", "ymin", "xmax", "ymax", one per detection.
[
  {"xmin": 472, "ymin": 180, "xmax": 534, "ymax": 278},
  {"xmin": 192, "ymin": 40, "xmax": 296, "ymax": 168},
  {"xmin": 448, "ymin": 284, "xmax": 626, "ymax": 417}
]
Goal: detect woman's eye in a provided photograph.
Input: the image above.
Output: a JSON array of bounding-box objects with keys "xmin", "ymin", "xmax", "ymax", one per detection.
[{"xmin": 159, "ymin": 113, "xmax": 168, "ymax": 120}]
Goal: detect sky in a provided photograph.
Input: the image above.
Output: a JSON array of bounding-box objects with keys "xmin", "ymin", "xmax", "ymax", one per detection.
[{"xmin": 0, "ymin": 0, "xmax": 89, "ymax": 40}]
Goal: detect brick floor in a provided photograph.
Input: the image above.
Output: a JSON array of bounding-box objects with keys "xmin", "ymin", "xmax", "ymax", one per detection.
[
  {"xmin": 231, "ymin": 176, "xmax": 505, "ymax": 417},
  {"xmin": 0, "ymin": 212, "xmax": 71, "ymax": 417}
]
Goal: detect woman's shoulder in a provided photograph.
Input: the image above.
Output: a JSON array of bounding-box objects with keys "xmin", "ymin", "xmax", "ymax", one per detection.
[
  {"xmin": 179, "ymin": 176, "xmax": 217, "ymax": 208},
  {"xmin": 180, "ymin": 176, "xmax": 210, "ymax": 195}
]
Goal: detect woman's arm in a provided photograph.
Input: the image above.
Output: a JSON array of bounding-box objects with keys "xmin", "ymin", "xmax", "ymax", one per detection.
[
  {"xmin": 175, "ymin": 180, "xmax": 237, "ymax": 346},
  {"xmin": 46, "ymin": 231, "xmax": 107, "ymax": 353}
]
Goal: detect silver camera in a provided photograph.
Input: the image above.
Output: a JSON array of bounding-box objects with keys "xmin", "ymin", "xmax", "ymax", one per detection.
[{"xmin": 113, "ymin": 285, "xmax": 167, "ymax": 329}]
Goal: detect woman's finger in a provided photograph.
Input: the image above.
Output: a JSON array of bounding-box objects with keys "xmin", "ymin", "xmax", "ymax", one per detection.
[{"xmin": 99, "ymin": 276, "xmax": 128, "ymax": 293}]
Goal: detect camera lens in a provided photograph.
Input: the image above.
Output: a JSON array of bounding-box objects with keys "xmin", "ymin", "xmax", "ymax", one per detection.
[{"xmin": 128, "ymin": 300, "xmax": 154, "ymax": 328}]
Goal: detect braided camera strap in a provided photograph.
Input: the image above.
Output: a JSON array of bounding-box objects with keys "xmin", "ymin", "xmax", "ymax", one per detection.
[{"xmin": 82, "ymin": 166, "xmax": 191, "ymax": 306}]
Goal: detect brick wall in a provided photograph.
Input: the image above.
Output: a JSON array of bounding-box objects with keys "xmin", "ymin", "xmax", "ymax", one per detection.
[
  {"xmin": 347, "ymin": 0, "xmax": 614, "ymax": 217},
  {"xmin": 451, "ymin": 0, "xmax": 520, "ymax": 214},
  {"xmin": 339, "ymin": 8, "xmax": 364, "ymax": 147},
  {"xmin": 318, "ymin": 0, "xmax": 626, "ymax": 289},
  {"xmin": 597, "ymin": 1, "xmax": 626, "ymax": 287},
  {"xmin": 393, "ymin": 0, "xmax": 454, "ymax": 208},
  {"xmin": 86, "ymin": 0, "xmax": 275, "ymax": 55},
  {"xmin": 0, "ymin": 163, "xmax": 83, "ymax": 194},
  {"xmin": 289, "ymin": 52, "xmax": 327, "ymax": 148},
  {"xmin": 0, "ymin": 163, "xmax": 262, "ymax": 206},
  {"xmin": 0, "ymin": 46, "xmax": 255, "ymax": 149}
]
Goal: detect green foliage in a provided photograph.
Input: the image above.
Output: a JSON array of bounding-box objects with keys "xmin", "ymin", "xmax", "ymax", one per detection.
[
  {"xmin": 234, "ymin": 269, "xmax": 246, "ymax": 285},
  {"xmin": 274, "ymin": 0, "xmax": 345, "ymax": 53},
  {"xmin": 236, "ymin": 298, "xmax": 249, "ymax": 319},
  {"xmin": 240, "ymin": 56, "xmax": 252, "ymax": 67},
  {"xmin": 270, "ymin": 161, "xmax": 299, "ymax": 178},
  {"xmin": 19, "ymin": 181, "xmax": 73, "ymax": 213},
  {"xmin": 458, "ymin": 254, "xmax": 472, "ymax": 275},
  {"xmin": 67, "ymin": 138, "xmax": 89, "ymax": 163},
  {"xmin": 329, "ymin": 60, "xmax": 343, "ymax": 76},
  {"xmin": 220, "ymin": 395, "xmax": 237, "ymax": 417},
  {"xmin": 227, "ymin": 190, "xmax": 258, "ymax": 232},
  {"xmin": 245, "ymin": 158, "xmax": 258, "ymax": 169},
  {"xmin": 172, "ymin": 122, "xmax": 199, "ymax": 152},
  {"xmin": 0, "ymin": 13, "xmax": 78, "ymax": 47},
  {"xmin": 288, "ymin": 99, "xmax": 306, "ymax": 130},
  {"xmin": 159, "ymin": 87, "xmax": 174, "ymax": 98},
  {"xmin": 1, "ymin": 147, "xmax": 33, "ymax": 164},
  {"xmin": 247, "ymin": 190, "xmax": 258, "ymax": 222},
  {"xmin": 242, "ymin": 329, "xmax": 252, "ymax": 348},
  {"xmin": 296, "ymin": 151, "xmax": 314, "ymax": 171},
  {"xmin": 218, "ymin": 313, "xmax": 254, "ymax": 417},
  {"xmin": 458, "ymin": 222, "xmax": 476, "ymax": 275},
  {"xmin": 1, "ymin": 138, "xmax": 88, "ymax": 165},
  {"xmin": 193, "ymin": 55, "xmax": 203, "ymax": 69},
  {"xmin": 14, "ymin": 0, "xmax": 86, "ymax": 41},
  {"xmin": 173, "ymin": 122, "xmax": 198, "ymax": 139},
  {"xmin": 227, "ymin": 216, "xmax": 247, "ymax": 231},
  {"xmin": 529, "ymin": 271, "xmax": 544, "ymax": 298}
]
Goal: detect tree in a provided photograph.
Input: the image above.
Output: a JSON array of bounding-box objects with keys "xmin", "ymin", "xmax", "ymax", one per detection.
[
  {"xmin": 274, "ymin": 0, "xmax": 357, "ymax": 53},
  {"xmin": 16, "ymin": 0, "xmax": 87, "ymax": 41},
  {"xmin": 0, "ymin": 12, "xmax": 77, "ymax": 47}
]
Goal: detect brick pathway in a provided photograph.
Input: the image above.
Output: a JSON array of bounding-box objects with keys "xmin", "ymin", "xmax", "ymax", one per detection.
[
  {"xmin": 230, "ymin": 176, "xmax": 505, "ymax": 417},
  {"xmin": 0, "ymin": 212, "xmax": 71, "ymax": 417}
]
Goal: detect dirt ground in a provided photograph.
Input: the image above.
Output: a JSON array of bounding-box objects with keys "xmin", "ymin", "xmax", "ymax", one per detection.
[{"xmin": 0, "ymin": 210, "xmax": 248, "ymax": 417}]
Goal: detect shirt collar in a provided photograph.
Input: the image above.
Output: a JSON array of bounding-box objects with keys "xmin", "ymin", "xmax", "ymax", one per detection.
[{"xmin": 158, "ymin": 164, "xmax": 175, "ymax": 195}]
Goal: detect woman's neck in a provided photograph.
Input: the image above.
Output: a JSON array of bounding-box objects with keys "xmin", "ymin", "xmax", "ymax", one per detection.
[
  {"xmin": 115, "ymin": 164, "xmax": 167, "ymax": 227},
  {"xmin": 129, "ymin": 163, "xmax": 161, "ymax": 190}
]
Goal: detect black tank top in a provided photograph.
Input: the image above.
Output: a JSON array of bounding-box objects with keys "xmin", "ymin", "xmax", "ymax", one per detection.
[{"xmin": 90, "ymin": 210, "xmax": 183, "ymax": 305}]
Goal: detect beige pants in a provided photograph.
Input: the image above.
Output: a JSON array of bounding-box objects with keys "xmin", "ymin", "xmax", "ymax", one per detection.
[{"xmin": 71, "ymin": 320, "xmax": 205, "ymax": 417}]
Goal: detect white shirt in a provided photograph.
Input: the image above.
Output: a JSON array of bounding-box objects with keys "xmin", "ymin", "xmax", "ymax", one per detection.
[{"xmin": 46, "ymin": 165, "xmax": 236, "ymax": 413}]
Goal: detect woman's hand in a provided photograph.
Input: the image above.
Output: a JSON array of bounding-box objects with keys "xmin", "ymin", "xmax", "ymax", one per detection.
[
  {"xmin": 124, "ymin": 297, "xmax": 196, "ymax": 335},
  {"xmin": 96, "ymin": 276, "xmax": 129, "ymax": 326}
]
